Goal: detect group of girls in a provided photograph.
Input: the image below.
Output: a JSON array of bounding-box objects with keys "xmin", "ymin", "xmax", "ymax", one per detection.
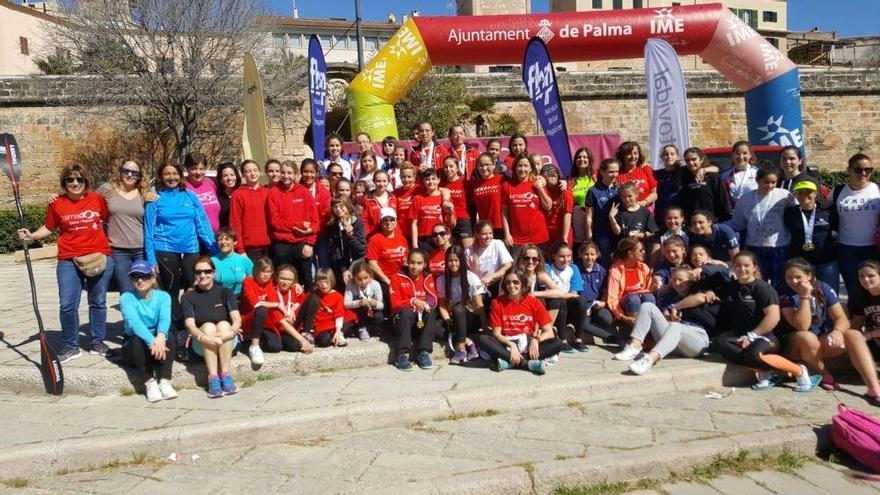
[{"xmin": 19, "ymin": 121, "xmax": 880, "ymax": 403}]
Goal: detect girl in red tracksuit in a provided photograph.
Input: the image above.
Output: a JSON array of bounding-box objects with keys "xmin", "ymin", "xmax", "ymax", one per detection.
[
  {"xmin": 389, "ymin": 249, "xmax": 438, "ymax": 371},
  {"xmin": 240, "ymin": 260, "xmax": 312, "ymax": 359},
  {"xmin": 296, "ymin": 268, "xmax": 349, "ymax": 348},
  {"xmin": 361, "ymin": 170, "xmax": 398, "ymax": 239},
  {"xmin": 267, "ymin": 161, "xmax": 320, "ymax": 291},
  {"xmin": 229, "ymin": 160, "xmax": 271, "ymax": 263},
  {"xmin": 437, "ymin": 125, "xmax": 480, "ymax": 180}
]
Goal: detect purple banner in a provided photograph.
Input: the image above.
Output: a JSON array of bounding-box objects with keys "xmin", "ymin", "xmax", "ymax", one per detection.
[
  {"xmin": 308, "ymin": 35, "xmax": 327, "ymax": 162},
  {"xmin": 522, "ymin": 37, "xmax": 573, "ymax": 176}
]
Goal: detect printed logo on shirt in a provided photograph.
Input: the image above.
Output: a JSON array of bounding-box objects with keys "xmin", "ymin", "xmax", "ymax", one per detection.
[
  {"xmin": 474, "ymin": 183, "xmax": 501, "ymax": 196},
  {"xmin": 60, "ymin": 209, "xmax": 103, "ymax": 232},
  {"xmin": 510, "ymin": 191, "xmax": 538, "ymax": 209},
  {"xmin": 505, "ymin": 313, "xmax": 533, "ymax": 324},
  {"xmin": 839, "ymin": 196, "xmax": 880, "ymax": 213}
]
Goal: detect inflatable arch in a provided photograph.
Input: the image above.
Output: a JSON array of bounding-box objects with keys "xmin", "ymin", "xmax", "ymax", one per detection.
[{"xmin": 348, "ymin": 3, "xmax": 804, "ymax": 152}]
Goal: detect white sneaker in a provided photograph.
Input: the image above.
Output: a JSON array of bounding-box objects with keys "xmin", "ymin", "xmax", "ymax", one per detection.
[
  {"xmin": 144, "ymin": 379, "xmax": 162, "ymax": 403},
  {"xmin": 336, "ymin": 335, "xmax": 349, "ymax": 347},
  {"xmin": 614, "ymin": 344, "xmax": 640, "ymax": 361},
  {"xmin": 629, "ymin": 356, "xmax": 654, "ymax": 375},
  {"xmin": 158, "ymin": 379, "xmax": 178, "ymax": 400},
  {"xmin": 544, "ymin": 354, "xmax": 559, "ymax": 366},
  {"xmin": 248, "ymin": 345, "xmax": 265, "ymax": 366}
]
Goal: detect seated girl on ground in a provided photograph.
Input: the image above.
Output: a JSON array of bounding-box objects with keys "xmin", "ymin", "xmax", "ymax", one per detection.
[
  {"xmin": 578, "ymin": 242, "xmax": 619, "ymax": 346},
  {"xmin": 297, "ymin": 268, "xmax": 348, "ymax": 348},
  {"xmin": 845, "ymin": 260, "xmax": 880, "ymax": 406},
  {"xmin": 614, "ymin": 266, "xmax": 711, "ymax": 375},
  {"xmin": 390, "ymin": 249, "xmax": 438, "ymax": 371},
  {"xmin": 181, "ymin": 256, "xmax": 241, "ymax": 398},
  {"xmin": 343, "ymin": 261, "xmax": 384, "ymax": 341},
  {"xmin": 606, "ymin": 237, "xmax": 655, "ymax": 328},
  {"xmin": 437, "ymin": 245, "xmax": 488, "ymax": 364},
  {"xmin": 545, "ymin": 242, "xmax": 591, "ymax": 353},
  {"xmin": 478, "ymin": 269, "xmax": 564, "ymax": 375}
]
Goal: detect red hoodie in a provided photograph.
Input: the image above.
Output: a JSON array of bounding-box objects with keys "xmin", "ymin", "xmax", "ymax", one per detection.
[
  {"xmin": 410, "ymin": 142, "xmax": 444, "ymax": 170},
  {"xmin": 307, "ymin": 182, "xmax": 332, "ymax": 223},
  {"xmin": 437, "ymin": 144, "xmax": 480, "ymax": 180},
  {"xmin": 389, "ymin": 270, "xmax": 437, "ymax": 313},
  {"xmin": 229, "ymin": 186, "xmax": 270, "ymax": 253},
  {"xmin": 267, "ymin": 183, "xmax": 320, "ymax": 244}
]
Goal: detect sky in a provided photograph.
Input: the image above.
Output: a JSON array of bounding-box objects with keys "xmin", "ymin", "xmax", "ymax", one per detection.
[{"xmin": 267, "ymin": 0, "xmax": 880, "ymax": 37}]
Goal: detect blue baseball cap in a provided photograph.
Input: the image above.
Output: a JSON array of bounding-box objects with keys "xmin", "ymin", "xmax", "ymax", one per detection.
[{"xmin": 128, "ymin": 260, "xmax": 153, "ymax": 276}]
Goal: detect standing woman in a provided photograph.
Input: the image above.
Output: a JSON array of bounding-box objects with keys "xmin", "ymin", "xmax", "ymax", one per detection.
[
  {"xmin": 19, "ymin": 164, "xmax": 115, "ymax": 361},
  {"xmin": 832, "ymin": 153, "xmax": 880, "ymax": 302},
  {"xmin": 501, "ymin": 154, "xmax": 552, "ymax": 255},
  {"xmin": 439, "ymin": 125, "xmax": 479, "ymax": 179},
  {"xmin": 615, "ymin": 141, "xmax": 657, "ymax": 208},
  {"xmin": 184, "ymin": 152, "xmax": 222, "ymax": 234},
  {"xmin": 441, "ymin": 156, "xmax": 473, "ymax": 246},
  {"xmin": 679, "ymin": 147, "xmax": 731, "ymax": 222},
  {"xmin": 721, "ymin": 141, "xmax": 758, "ymax": 207},
  {"xmin": 654, "ymin": 145, "xmax": 684, "ymax": 221},
  {"xmin": 300, "ymin": 159, "xmax": 332, "ymax": 225},
  {"xmin": 322, "ymin": 133, "xmax": 353, "ymax": 179},
  {"xmin": 541, "ymin": 164, "xmax": 574, "ymax": 246},
  {"xmin": 472, "ymin": 153, "xmax": 506, "ymax": 238},
  {"xmin": 728, "ymin": 165, "xmax": 796, "ymax": 290},
  {"xmin": 229, "ymin": 159, "xmax": 271, "ymax": 263},
  {"xmin": 478, "ymin": 269, "xmax": 564, "ymax": 375},
  {"xmin": 569, "ymin": 147, "xmax": 597, "ymax": 250},
  {"xmin": 584, "ymin": 158, "xmax": 621, "ymax": 268},
  {"xmin": 145, "ymin": 162, "xmax": 217, "ymax": 336},
  {"xmin": 97, "ymin": 159, "xmax": 150, "ymax": 294},
  {"xmin": 267, "ymin": 160, "xmax": 320, "ymax": 291},
  {"xmin": 326, "ymin": 197, "xmax": 367, "ymax": 290},
  {"xmin": 264, "ymin": 159, "xmax": 283, "ymax": 187},
  {"xmin": 504, "ymin": 134, "xmax": 528, "ymax": 168},
  {"xmin": 777, "ymin": 146, "xmax": 808, "ymax": 191},
  {"xmin": 393, "ymin": 163, "xmax": 422, "ymax": 242},
  {"xmin": 119, "ymin": 261, "xmax": 177, "ymax": 402},
  {"xmin": 361, "ymin": 170, "xmax": 397, "ymax": 238},
  {"xmin": 215, "ymin": 162, "xmax": 241, "ymax": 229},
  {"xmin": 181, "ymin": 257, "xmax": 241, "ymax": 398},
  {"xmin": 784, "ymin": 179, "xmax": 838, "ymax": 292},
  {"xmin": 354, "ymin": 149, "xmax": 380, "ymax": 192},
  {"xmin": 678, "ymin": 251, "xmax": 820, "ymax": 392}
]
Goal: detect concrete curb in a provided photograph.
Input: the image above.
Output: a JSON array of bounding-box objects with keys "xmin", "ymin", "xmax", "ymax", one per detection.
[
  {"xmin": 0, "ymin": 340, "xmax": 450, "ymax": 396},
  {"xmin": 0, "ymin": 361, "xmax": 753, "ymax": 480}
]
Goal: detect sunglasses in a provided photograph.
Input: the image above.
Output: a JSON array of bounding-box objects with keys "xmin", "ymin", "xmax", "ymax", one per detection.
[
  {"xmin": 432, "ymin": 231, "xmax": 449, "ymax": 237},
  {"xmin": 522, "ymin": 256, "xmax": 540, "ymax": 262},
  {"xmin": 852, "ymin": 167, "xmax": 875, "ymax": 175},
  {"xmin": 381, "ymin": 217, "xmax": 396, "ymax": 222},
  {"xmin": 130, "ymin": 273, "xmax": 153, "ymax": 282},
  {"xmin": 194, "ymin": 269, "xmax": 214, "ymax": 275},
  {"xmin": 120, "ymin": 168, "xmax": 141, "ymax": 178},
  {"xmin": 64, "ymin": 177, "xmax": 86, "ymax": 185},
  {"xmin": 329, "ymin": 171, "xmax": 343, "ymax": 177}
]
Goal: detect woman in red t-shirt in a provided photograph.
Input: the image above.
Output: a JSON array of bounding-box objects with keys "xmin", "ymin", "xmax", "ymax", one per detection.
[
  {"xmin": 501, "ymin": 154, "xmax": 552, "ymax": 255},
  {"xmin": 540, "ymin": 164, "xmax": 574, "ymax": 246},
  {"xmin": 428, "ymin": 223, "xmax": 453, "ymax": 279},
  {"xmin": 412, "ymin": 168, "xmax": 453, "ymax": 251},
  {"xmin": 19, "ymin": 164, "xmax": 114, "ymax": 361},
  {"xmin": 616, "ymin": 141, "xmax": 658, "ymax": 208},
  {"xmin": 441, "ymin": 156, "xmax": 473, "ymax": 247},
  {"xmin": 477, "ymin": 269, "xmax": 563, "ymax": 374},
  {"xmin": 503, "ymin": 134, "xmax": 528, "ymax": 168},
  {"xmin": 296, "ymin": 268, "xmax": 348, "ymax": 348},
  {"xmin": 472, "ymin": 152, "xmax": 506, "ymax": 238},
  {"xmin": 394, "ymin": 163, "xmax": 421, "ymax": 240},
  {"xmin": 361, "ymin": 170, "xmax": 397, "ymax": 239}
]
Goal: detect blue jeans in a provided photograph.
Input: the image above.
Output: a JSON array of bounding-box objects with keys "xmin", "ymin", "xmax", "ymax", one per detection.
[
  {"xmin": 839, "ymin": 244, "xmax": 880, "ymax": 301},
  {"xmin": 813, "ymin": 260, "xmax": 840, "ymax": 296},
  {"xmin": 747, "ymin": 245, "xmax": 788, "ymax": 292},
  {"xmin": 621, "ymin": 293, "xmax": 656, "ymax": 316},
  {"xmin": 111, "ymin": 247, "xmax": 145, "ymax": 294},
  {"xmin": 57, "ymin": 256, "xmax": 115, "ymax": 350}
]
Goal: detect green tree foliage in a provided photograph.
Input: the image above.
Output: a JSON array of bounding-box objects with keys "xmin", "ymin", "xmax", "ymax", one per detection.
[{"xmin": 394, "ymin": 68, "xmax": 471, "ymax": 138}]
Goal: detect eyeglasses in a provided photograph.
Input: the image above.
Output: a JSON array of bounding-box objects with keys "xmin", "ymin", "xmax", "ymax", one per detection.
[
  {"xmin": 522, "ymin": 256, "xmax": 540, "ymax": 262},
  {"xmin": 381, "ymin": 217, "xmax": 396, "ymax": 222},
  {"xmin": 120, "ymin": 168, "xmax": 141, "ymax": 178},
  {"xmin": 852, "ymin": 167, "xmax": 874, "ymax": 175},
  {"xmin": 194, "ymin": 269, "xmax": 214, "ymax": 276},
  {"xmin": 329, "ymin": 171, "xmax": 343, "ymax": 177},
  {"xmin": 64, "ymin": 177, "xmax": 86, "ymax": 185},
  {"xmin": 432, "ymin": 231, "xmax": 449, "ymax": 237},
  {"xmin": 130, "ymin": 273, "xmax": 153, "ymax": 282}
]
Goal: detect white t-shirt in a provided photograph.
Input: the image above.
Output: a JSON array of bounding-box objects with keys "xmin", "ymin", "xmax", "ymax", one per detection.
[
  {"xmin": 321, "ymin": 157, "xmax": 353, "ymax": 180},
  {"xmin": 436, "ymin": 271, "xmax": 485, "ymax": 306},
  {"xmin": 728, "ymin": 166, "xmax": 759, "ymax": 203},
  {"xmin": 729, "ymin": 188, "xmax": 796, "ymax": 247},
  {"xmin": 466, "ymin": 240, "xmax": 513, "ymax": 280},
  {"xmin": 837, "ymin": 183, "xmax": 880, "ymax": 246}
]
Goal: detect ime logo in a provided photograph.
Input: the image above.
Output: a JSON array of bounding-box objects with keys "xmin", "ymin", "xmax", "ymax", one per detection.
[{"xmin": 526, "ymin": 61, "xmax": 555, "ymax": 106}]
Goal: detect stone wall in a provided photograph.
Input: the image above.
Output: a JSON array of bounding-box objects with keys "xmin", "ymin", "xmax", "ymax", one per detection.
[{"xmin": 1, "ymin": 68, "xmax": 878, "ymax": 207}]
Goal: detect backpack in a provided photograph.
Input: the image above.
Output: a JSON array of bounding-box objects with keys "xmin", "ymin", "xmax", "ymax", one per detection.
[{"xmin": 832, "ymin": 404, "xmax": 880, "ymax": 473}]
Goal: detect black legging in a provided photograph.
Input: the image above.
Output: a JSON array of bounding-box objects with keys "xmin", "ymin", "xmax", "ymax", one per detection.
[
  {"xmin": 245, "ymin": 247, "xmax": 269, "ymax": 264},
  {"xmin": 447, "ymin": 305, "xmax": 483, "ymax": 345},
  {"xmin": 123, "ymin": 335, "xmax": 175, "ymax": 382},
  {"xmin": 553, "ymin": 297, "xmax": 591, "ymax": 344},
  {"xmin": 394, "ymin": 307, "xmax": 437, "ymax": 357},
  {"xmin": 584, "ymin": 307, "xmax": 616, "ymax": 341},
  {"xmin": 714, "ymin": 331, "xmax": 780, "ymax": 371},
  {"xmin": 272, "ymin": 242, "xmax": 315, "ymax": 291},
  {"xmin": 155, "ymin": 251, "xmax": 198, "ymax": 323},
  {"xmin": 352, "ymin": 307, "xmax": 385, "ymax": 331},
  {"xmin": 250, "ymin": 307, "xmax": 303, "ymax": 353},
  {"xmin": 477, "ymin": 333, "xmax": 564, "ymax": 366}
]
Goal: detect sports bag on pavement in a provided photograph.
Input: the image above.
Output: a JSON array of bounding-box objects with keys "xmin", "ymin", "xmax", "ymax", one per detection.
[{"xmin": 832, "ymin": 404, "xmax": 880, "ymax": 473}]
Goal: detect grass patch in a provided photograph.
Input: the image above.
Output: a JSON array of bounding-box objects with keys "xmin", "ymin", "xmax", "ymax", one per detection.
[
  {"xmin": 2, "ymin": 478, "xmax": 29, "ymax": 488},
  {"xmin": 408, "ymin": 421, "xmax": 442, "ymax": 434},
  {"xmin": 53, "ymin": 452, "xmax": 160, "ymax": 477},
  {"xmin": 552, "ymin": 449, "xmax": 810, "ymax": 495},
  {"xmin": 118, "ymin": 386, "xmax": 135, "ymax": 396},
  {"xmin": 434, "ymin": 409, "xmax": 501, "ymax": 422},
  {"xmin": 566, "ymin": 401, "xmax": 589, "ymax": 415}
]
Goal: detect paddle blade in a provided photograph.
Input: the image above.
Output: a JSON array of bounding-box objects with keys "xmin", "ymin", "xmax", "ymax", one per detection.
[
  {"xmin": 1, "ymin": 133, "xmax": 22, "ymax": 185},
  {"xmin": 38, "ymin": 332, "xmax": 64, "ymax": 396}
]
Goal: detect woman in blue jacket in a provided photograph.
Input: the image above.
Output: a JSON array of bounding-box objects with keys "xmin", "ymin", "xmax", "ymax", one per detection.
[
  {"xmin": 119, "ymin": 260, "xmax": 177, "ymax": 402},
  {"xmin": 145, "ymin": 163, "xmax": 217, "ymax": 339}
]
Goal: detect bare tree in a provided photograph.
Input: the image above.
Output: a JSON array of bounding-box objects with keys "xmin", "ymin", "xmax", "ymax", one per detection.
[{"xmin": 49, "ymin": 0, "xmax": 291, "ymax": 163}]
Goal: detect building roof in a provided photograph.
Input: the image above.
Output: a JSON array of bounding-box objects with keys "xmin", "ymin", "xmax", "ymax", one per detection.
[
  {"xmin": 0, "ymin": 0, "xmax": 66, "ymax": 24},
  {"xmin": 258, "ymin": 15, "xmax": 401, "ymax": 32}
]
